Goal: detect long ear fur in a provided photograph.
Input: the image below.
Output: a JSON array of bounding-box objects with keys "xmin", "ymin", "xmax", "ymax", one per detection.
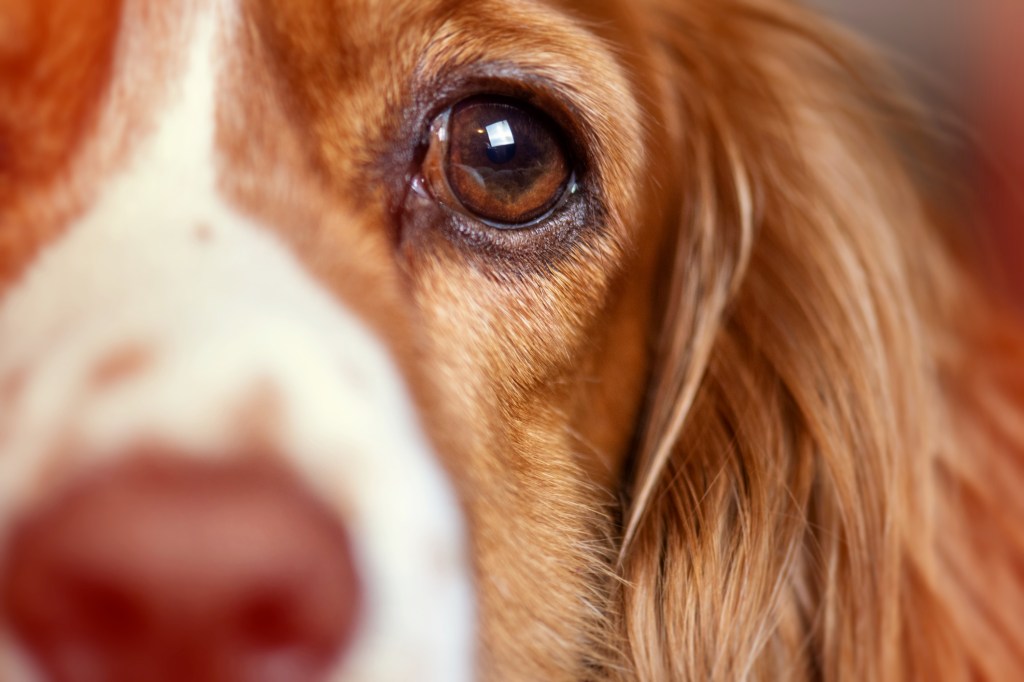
[{"xmin": 614, "ymin": 1, "xmax": 1024, "ymax": 679}]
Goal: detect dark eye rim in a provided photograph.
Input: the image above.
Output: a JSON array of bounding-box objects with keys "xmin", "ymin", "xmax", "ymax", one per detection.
[{"xmin": 420, "ymin": 94, "xmax": 582, "ymax": 231}]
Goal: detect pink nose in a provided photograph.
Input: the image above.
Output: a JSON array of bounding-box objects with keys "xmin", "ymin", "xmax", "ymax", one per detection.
[{"xmin": 0, "ymin": 457, "xmax": 361, "ymax": 682}]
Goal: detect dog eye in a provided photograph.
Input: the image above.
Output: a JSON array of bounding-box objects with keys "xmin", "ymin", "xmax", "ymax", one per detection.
[{"xmin": 421, "ymin": 98, "xmax": 573, "ymax": 227}]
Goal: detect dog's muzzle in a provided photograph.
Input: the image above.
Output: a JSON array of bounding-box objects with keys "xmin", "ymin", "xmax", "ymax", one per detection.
[{"xmin": 0, "ymin": 177, "xmax": 474, "ymax": 682}]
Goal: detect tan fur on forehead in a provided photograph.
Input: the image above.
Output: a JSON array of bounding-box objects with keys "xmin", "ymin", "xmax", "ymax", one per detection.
[
  {"xmin": 0, "ymin": 0, "xmax": 120, "ymax": 288},
  {"xmin": 0, "ymin": 0, "xmax": 215, "ymax": 293},
  {"xmin": 0, "ymin": 0, "xmax": 120, "ymax": 193}
]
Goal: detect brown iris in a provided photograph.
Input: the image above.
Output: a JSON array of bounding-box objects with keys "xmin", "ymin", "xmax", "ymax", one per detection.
[{"xmin": 424, "ymin": 98, "xmax": 572, "ymax": 226}]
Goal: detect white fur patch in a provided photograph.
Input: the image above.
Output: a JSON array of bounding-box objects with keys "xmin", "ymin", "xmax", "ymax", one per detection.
[{"xmin": 0, "ymin": 4, "xmax": 474, "ymax": 681}]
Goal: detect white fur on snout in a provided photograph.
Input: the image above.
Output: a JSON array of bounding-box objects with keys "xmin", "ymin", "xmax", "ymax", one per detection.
[{"xmin": 0, "ymin": 4, "xmax": 474, "ymax": 681}]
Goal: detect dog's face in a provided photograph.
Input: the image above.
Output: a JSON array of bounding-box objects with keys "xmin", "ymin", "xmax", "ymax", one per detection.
[
  {"xmin": 8, "ymin": 0, "xmax": 1012, "ymax": 680},
  {"xmin": 0, "ymin": 0, "xmax": 674, "ymax": 679}
]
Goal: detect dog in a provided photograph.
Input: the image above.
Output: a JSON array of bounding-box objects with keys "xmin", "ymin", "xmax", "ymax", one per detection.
[{"xmin": 1, "ymin": 0, "xmax": 1022, "ymax": 679}]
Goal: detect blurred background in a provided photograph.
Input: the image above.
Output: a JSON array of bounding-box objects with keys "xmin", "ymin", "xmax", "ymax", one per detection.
[{"xmin": 806, "ymin": 0, "xmax": 1024, "ymax": 306}]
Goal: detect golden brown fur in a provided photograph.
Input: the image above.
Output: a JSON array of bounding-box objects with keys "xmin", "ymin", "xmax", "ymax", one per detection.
[
  {"xmin": 1, "ymin": 0, "xmax": 1022, "ymax": 679},
  {"xmin": 617, "ymin": 3, "xmax": 1024, "ymax": 679},
  {"xmin": 464, "ymin": 0, "xmax": 1024, "ymax": 678}
]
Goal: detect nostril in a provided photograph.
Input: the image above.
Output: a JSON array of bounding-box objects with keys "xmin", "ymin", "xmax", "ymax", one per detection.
[
  {"xmin": 60, "ymin": 575, "xmax": 147, "ymax": 647},
  {"xmin": 0, "ymin": 456, "xmax": 363, "ymax": 681},
  {"xmin": 236, "ymin": 589, "xmax": 307, "ymax": 651},
  {"xmin": 231, "ymin": 586, "xmax": 359, "ymax": 680}
]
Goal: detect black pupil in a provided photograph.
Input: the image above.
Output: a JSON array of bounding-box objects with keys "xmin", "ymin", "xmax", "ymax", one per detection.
[{"xmin": 446, "ymin": 100, "xmax": 569, "ymax": 225}]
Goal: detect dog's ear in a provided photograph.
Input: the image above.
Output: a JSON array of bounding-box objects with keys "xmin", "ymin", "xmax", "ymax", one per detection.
[{"xmin": 612, "ymin": 2, "xmax": 1024, "ymax": 679}]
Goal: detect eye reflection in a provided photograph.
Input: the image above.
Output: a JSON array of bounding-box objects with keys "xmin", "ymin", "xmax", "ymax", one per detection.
[{"xmin": 484, "ymin": 120, "xmax": 517, "ymax": 164}]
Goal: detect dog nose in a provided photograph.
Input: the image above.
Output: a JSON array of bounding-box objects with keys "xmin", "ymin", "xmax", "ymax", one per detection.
[{"xmin": 0, "ymin": 456, "xmax": 361, "ymax": 682}]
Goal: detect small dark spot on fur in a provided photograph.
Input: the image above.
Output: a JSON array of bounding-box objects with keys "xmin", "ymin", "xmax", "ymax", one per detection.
[
  {"xmin": 90, "ymin": 345, "xmax": 153, "ymax": 388},
  {"xmin": 194, "ymin": 223, "xmax": 214, "ymax": 243}
]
